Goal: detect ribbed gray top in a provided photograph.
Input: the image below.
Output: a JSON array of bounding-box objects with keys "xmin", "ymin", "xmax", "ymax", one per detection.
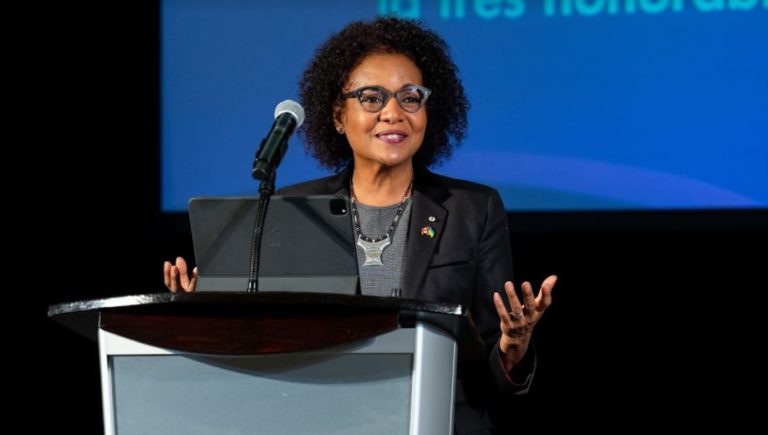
[{"xmin": 355, "ymin": 199, "xmax": 412, "ymax": 297}]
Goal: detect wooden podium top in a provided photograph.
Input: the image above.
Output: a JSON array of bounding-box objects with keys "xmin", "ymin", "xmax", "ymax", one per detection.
[{"xmin": 48, "ymin": 292, "xmax": 472, "ymax": 355}]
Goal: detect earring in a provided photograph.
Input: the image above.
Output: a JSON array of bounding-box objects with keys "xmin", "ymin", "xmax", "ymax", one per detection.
[{"xmin": 336, "ymin": 126, "xmax": 345, "ymax": 134}]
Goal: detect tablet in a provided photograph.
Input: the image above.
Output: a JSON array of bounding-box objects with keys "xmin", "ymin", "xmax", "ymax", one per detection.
[{"xmin": 188, "ymin": 195, "xmax": 359, "ymax": 294}]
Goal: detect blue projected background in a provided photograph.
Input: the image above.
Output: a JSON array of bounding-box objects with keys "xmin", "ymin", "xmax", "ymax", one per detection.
[{"xmin": 162, "ymin": 0, "xmax": 767, "ymax": 212}]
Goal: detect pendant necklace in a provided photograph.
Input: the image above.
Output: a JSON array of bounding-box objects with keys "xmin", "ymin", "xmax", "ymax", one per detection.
[{"xmin": 349, "ymin": 175, "xmax": 413, "ymax": 267}]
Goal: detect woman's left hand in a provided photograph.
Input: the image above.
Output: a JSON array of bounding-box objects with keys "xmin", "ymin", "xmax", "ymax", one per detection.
[{"xmin": 493, "ymin": 275, "xmax": 557, "ymax": 372}]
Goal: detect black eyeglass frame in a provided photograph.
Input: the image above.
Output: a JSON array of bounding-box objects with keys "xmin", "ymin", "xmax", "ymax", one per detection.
[{"xmin": 341, "ymin": 84, "xmax": 432, "ymax": 113}]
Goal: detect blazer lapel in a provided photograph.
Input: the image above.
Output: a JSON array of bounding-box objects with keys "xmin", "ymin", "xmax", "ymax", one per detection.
[{"xmin": 402, "ymin": 170, "xmax": 450, "ymax": 299}]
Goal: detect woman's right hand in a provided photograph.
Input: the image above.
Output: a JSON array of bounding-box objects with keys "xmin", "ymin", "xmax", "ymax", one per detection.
[{"xmin": 163, "ymin": 256, "xmax": 199, "ymax": 292}]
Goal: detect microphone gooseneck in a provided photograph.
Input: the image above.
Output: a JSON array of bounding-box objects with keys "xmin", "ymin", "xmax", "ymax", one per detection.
[{"xmin": 248, "ymin": 99, "xmax": 304, "ymax": 292}]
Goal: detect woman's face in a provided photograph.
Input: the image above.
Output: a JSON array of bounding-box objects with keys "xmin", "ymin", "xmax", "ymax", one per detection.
[{"xmin": 335, "ymin": 53, "xmax": 427, "ymax": 171}]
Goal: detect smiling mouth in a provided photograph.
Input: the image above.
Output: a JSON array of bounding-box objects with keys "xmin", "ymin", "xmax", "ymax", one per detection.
[{"xmin": 376, "ymin": 132, "xmax": 408, "ymax": 143}]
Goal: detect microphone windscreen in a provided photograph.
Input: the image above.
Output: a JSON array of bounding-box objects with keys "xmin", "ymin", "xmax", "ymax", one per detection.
[{"xmin": 274, "ymin": 99, "xmax": 305, "ymax": 128}]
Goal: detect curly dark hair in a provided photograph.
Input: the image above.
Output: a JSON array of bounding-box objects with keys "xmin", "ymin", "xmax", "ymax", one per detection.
[{"xmin": 299, "ymin": 17, "xmax": 469, "ymax": 170}]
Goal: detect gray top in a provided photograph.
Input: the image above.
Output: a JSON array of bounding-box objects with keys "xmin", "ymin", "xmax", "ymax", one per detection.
[{"xmin": 355, "ymin": 199, "xmax": 412, "ymax": 297}]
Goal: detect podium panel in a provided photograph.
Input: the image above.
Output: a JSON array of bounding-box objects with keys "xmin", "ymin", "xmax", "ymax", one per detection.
[
  {"xmin": 100, "ymin": 324, "xmax": 456, "ymax": 435},
  {"xmin": 112, "ymin": 354, "xmax": 411, "ymax": 434}
]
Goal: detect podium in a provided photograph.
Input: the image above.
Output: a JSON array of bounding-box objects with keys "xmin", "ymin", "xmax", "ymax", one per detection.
[{"xmin": 48, "ymin": 292, "xmax": 482, "ymax": 435}]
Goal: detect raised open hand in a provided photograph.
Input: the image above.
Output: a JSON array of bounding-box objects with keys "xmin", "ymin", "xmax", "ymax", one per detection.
[{"xmin": 493, "ymin": 275, "xmax": 557, "ymax": 371}]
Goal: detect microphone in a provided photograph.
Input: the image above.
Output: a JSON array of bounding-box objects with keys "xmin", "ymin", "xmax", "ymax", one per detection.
[{"xmin": 252, "ymin": 99, "xmax": 305, "ymax": 180}]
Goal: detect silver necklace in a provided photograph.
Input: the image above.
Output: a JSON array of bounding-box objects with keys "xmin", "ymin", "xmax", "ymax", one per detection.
[{"xmin": 349, "ymin": 176, "xmax": 413, "ymax": 267}]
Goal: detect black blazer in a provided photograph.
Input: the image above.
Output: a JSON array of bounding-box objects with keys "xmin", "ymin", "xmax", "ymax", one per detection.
[{"xmin": 279, "ymin": 165, "xmax": 534, "ymax": 434}]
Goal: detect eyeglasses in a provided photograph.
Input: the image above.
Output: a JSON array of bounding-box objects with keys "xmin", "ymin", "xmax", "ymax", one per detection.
[{"xmin": 341, "ymin": 84, "xmax": 431, "ymax": 113}]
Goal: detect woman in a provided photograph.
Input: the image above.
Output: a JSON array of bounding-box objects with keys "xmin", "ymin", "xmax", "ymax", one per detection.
[{"xmin": 165, "ymin": 17, "xmax": 556, "ymax": 434}]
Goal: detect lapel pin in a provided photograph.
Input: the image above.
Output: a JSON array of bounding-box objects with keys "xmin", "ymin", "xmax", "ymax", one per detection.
[
  {"xmin": 420, "ymin": 226, "xmax": 436, "ymax": 238},
  {"xmin": 428, "ymin": 216, "xmax": 437, "ymax": 222}
]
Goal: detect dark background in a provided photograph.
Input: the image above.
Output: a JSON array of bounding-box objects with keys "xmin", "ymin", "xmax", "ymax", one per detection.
[{"xmin": 45, "ymin": 3, "xmax": 765, "ymax": 432}]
